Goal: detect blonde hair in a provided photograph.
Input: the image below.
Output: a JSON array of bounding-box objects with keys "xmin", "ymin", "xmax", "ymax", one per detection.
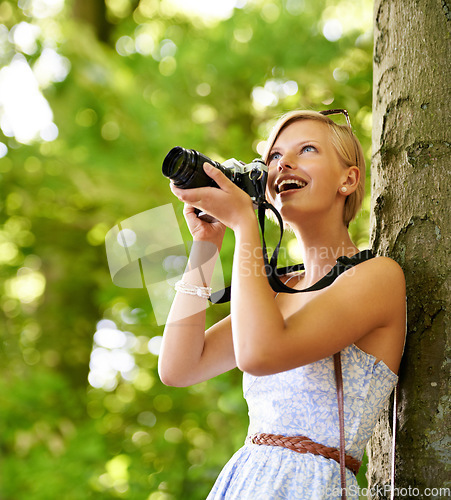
[{"xmin": 263, "ymin": 110, "xmax": 366, "ymax": 226}]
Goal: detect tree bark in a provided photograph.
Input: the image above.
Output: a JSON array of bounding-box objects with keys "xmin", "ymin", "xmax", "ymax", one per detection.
[{"xmin": 369, "ymin": 0, "xmax": 450, "ymax": 498}]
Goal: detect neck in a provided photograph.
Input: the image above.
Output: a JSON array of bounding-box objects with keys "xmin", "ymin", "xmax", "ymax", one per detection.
[{"xmin": 290, "ymin": 216, "xmax": 359, "ymax": 287}]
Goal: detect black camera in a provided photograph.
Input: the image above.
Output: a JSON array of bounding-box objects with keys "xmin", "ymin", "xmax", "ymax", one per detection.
[{"xmin": 162, "ymin": 147, "xmax": 268, "ymax": 205}]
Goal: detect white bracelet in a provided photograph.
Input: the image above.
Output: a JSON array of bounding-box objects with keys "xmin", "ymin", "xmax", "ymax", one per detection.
[{"xmin": 174, "ymin": 280, "xmax": 212, "ymax": 299}]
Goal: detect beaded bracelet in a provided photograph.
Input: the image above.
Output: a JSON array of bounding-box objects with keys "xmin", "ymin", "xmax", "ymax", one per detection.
[{"xmin": 174, "ymin": 280, "xmax": 212, "ymax": 299}]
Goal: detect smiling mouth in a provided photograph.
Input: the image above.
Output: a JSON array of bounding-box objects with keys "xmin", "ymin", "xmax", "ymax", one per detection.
[{"xmin": 276, "ymin": 179, "xmax": 307, "ymax": 194}]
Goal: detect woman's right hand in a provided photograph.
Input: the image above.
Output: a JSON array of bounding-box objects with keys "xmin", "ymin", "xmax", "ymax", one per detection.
[{"xmin": 182, "ymin": 202, "xmax": 226, "ymax": 251}]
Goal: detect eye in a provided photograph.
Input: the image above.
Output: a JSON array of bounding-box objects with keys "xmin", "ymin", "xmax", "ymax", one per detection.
[
  {"xmin": 301, "ymin": 145, "xmax": 317, "ymax": 153},
  {"xmin": 268, "ymin": 151, "xmax": 282, "ymax": 164}
]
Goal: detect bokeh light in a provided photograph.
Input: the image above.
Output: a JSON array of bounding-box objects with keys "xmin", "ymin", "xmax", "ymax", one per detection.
[
  {"xmin": 0, "ymin": 55, "xmax": 58, "ymax": 143},
  {"xmin": 88, "ymin": 320, "xmax": 138, "ymax": 391}
]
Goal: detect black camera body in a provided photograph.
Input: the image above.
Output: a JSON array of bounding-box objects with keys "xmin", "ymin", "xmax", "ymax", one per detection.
[{"xmin": 162, "ymin": 147, "xmax": 268, "ymax": 205}]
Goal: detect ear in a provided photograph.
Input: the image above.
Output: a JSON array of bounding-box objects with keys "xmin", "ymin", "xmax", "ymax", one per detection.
[{"xmin": 339, "ymin": 166, "xmax": 360, "ymax": 195}]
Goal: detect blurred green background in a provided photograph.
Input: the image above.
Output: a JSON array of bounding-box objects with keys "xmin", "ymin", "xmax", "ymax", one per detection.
[{"xmin": 0, "ymin": 1, "xmax": 373, "ymax": 498}]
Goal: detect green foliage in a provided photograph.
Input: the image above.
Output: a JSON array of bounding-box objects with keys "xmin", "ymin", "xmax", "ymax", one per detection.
[{"xmin": 0, "ymin": 0, "xmax": 373, "ymax": 498}]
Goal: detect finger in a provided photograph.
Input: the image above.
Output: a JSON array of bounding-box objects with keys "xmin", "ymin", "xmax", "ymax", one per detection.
[
  {"xmin": 171, "ymin": 183, "xmax": 215, "ymax": 209},
  {"xmin": 170, "ymin": 182, "xmax": 183, "ymax": 197},
  {"xmin": 170, "ymin": 183, "xmax": 196, "ymax": 203},
  {"xmin": 203, "ymin": 163, "xmax": 235, "ymax": 191},
  {"xmin": 183, "ymin": 203, "xmax": 197, "ymax": 216}
]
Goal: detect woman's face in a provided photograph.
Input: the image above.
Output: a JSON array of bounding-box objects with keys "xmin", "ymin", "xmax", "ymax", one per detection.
[{"xmin": 265, "ymin": 119, "xmax": 347, "ymax": 224}]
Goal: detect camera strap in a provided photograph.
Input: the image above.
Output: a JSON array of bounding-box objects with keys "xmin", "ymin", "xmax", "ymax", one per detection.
[{"xmin": 209, "ymin": 201, "xmax": 374, "ymax": 304}]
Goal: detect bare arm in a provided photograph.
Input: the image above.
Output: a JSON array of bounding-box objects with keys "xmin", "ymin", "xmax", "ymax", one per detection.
[{"xmin": 158, "ymin": 207, "xmax": 236, "ymax": 387}]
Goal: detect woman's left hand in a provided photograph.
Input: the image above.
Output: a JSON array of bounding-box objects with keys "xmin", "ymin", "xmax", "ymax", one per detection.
[{"xmin": 170, "ymin": 163, "xmax": 255, "ymax": 231}]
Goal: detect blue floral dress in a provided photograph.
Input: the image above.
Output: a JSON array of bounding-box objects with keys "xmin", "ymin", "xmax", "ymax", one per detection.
[{"xmin": 207, "ymin": 344, "xmax": 398, "ymax": 499}]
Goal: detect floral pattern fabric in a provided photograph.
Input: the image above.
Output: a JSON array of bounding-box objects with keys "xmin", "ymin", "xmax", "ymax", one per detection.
[{"xmin": 207, "ymin": 344, "xmax": 398, "ymax": 499}]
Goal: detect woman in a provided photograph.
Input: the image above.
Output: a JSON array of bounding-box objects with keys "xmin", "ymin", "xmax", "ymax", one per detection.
[{"xmin": 159, "ymin": 110, "xmax": 406, "ymax": 499}]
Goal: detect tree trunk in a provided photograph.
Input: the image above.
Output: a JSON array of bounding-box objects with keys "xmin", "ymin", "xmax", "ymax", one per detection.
[
  {"xmin": 72, "ymin": 0, "xmax": 112, "ymax": 43},
  {"xmin": 368, "ymin": 0, "xmax": 450, "ymax": 498}
]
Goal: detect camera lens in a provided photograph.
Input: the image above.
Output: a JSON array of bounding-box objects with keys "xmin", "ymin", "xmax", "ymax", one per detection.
[
  {"xmin": 162, "ymin": 147, "xmax": 221, "ymax": 189},
  {"xmin": 162, "ymin": 147, "xmax": 188, "ymax": 180}
]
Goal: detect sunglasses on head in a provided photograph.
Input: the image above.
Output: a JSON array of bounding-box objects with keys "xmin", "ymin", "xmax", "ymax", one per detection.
[{"xmin": 319, "ymin": 108, "xmax": 352, "ymax": 128}]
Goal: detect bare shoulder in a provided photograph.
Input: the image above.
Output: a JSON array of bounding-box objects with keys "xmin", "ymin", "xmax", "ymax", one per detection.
[
  {"xmin": 345, "ymin": 256, "xmax": 406, "ymax": 372},
  {"xmin": 340, "ymin": 255, "xmax": 405, "ymax": 291},
  {"xmin": 334, "ymin": 255, "xmax": 406, "ymax": 327},
  {"xmin": 360, "ymin": 255, "xmax": 404, "ymax": 287},
  {"xmin": 368, "ymin": 255, "xmax": 404, "ymax": 275}
]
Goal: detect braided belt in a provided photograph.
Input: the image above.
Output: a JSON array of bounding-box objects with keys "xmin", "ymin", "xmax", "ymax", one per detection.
[{"xmin": 247, "ymin": 433, "xmax": 361, "ymax": 476}]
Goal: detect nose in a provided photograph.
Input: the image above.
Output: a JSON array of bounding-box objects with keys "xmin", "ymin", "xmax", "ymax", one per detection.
[{"xmin": 277, "ymin": 155, "xmax": 293, "ymax": 172}]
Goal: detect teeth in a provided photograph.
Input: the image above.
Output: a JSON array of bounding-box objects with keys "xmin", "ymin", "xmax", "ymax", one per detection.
[{"xmin": 277, "ymin": 179, "xmax": 307, "ymax": 193}]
